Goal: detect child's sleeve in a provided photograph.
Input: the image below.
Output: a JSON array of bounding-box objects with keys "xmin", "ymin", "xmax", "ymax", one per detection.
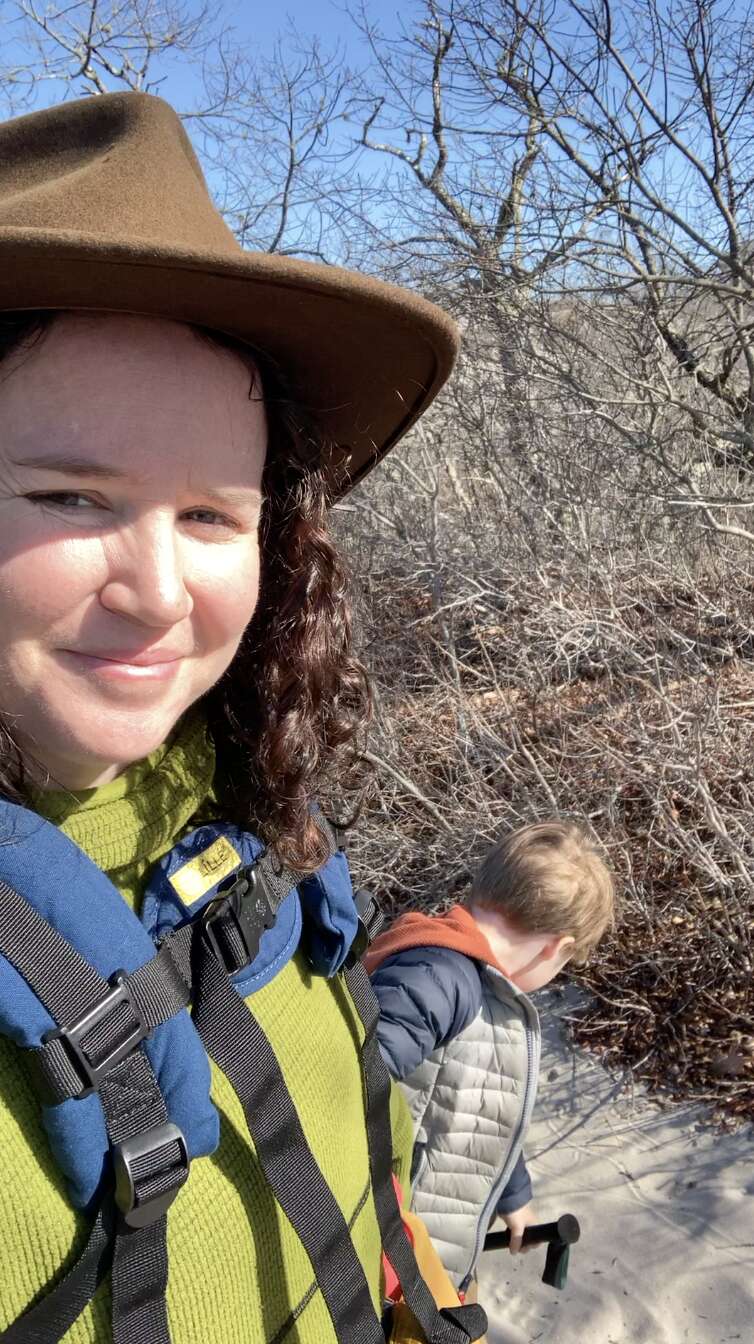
[
  {"xmin": 370, "ymin": 947, "xmax": 481, "ymax": 1081},
  {"xmin": 496, "ymin": 1151, "xmax": 533, "ymax": 1214}
]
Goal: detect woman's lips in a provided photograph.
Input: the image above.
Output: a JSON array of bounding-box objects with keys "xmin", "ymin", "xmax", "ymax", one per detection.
[{"xmin": 59, "ymin": 650, "xmax": 184, "ymax": 681}]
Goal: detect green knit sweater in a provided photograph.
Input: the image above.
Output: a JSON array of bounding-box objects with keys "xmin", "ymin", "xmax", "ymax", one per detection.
[{"xmin": 0, "ymin": 716, "xmax": 413, "ymax": 1341}]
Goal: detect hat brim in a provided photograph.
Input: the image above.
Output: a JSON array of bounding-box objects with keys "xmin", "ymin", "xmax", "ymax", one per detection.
[{"xmin": 0, "ymin": 231, "xmax": 458, "ymax": 495}]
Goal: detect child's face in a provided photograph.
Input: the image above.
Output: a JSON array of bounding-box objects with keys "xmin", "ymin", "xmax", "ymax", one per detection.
[
  {"xmin": 511, "ymin": 943, "xmax": 574, "ymax": 993},
  {"xmin": 469, "ymin": 903, "xmax": 575, "ymax": 993}
]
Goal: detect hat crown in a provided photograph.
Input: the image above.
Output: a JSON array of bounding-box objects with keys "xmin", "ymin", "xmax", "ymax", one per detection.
[
  {"xmin": 0, "ymin": 92, "xmax": 458, "ymax": 491},
  {"xmin": 0, "ymin": 93, "xmax": 238, "ymax": 255}
]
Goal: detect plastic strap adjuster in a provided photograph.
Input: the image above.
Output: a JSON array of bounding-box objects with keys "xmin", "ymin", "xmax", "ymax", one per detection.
[
  {"xmin": 201, "ymin": 865, "xmax": 275, "ymax": 976},
  {"xmin": 347, "ymin": 889, "xmax": 385, "ymax": 965},
  {"xmin": 113, "ymin": 1122, "xmax": 189, "ymax": 1229},
  {"xmin": 41, "ymin": 970, "xmax": 148, "ymax": 1099}
]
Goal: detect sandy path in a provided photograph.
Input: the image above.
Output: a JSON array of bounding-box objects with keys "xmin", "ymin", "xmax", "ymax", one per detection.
[{"xmin": 476, "ymin": 987, "xmax": 753, "ymax": 1344}]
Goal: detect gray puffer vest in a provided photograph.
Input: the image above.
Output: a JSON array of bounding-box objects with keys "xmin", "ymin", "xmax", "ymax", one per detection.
[{"xmin": 401, "ymin": 965, "xmax": 540, "ymax": 1290}]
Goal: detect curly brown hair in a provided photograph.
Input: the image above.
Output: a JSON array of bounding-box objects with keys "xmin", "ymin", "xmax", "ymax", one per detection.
[{"xmin": 0, "ymin": 310, "xmax": 372, "ymax": 871}]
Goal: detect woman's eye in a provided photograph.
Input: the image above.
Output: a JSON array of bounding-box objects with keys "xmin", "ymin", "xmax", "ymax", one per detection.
[
  {"xmin": 26, "ymin": 495, "xmax": 244, "ymax": 531},
  {"xmin": 183, "ymin": 508, "xmax": 239, "ymax": 530},
  {"xmin": 27, "ymin": 491, "xmax": 103, "ymax": 510}
]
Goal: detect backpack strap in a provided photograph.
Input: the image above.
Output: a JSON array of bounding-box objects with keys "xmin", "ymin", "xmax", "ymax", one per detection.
[
  {"xmin": 349, "ymin": 888, "xmax": 386, "ymax": 962},
  {"xmin": 191, "ymin": 941, "xmax": 387, "ymax": 1343},
  {"xmin": 180, "ymin": 817, "xmax": 388, "ymax": 1342},
  {"xmin": 0, "ymin": 878, "xmax": 186, "ymax": 1344},
  {"xmin": 2, "ymin": 1203, "xmax": 113, "ymax": 1344},
  {"xmin": 171, "ymin": 828, "xmax": 485, "ymax": 1342}
]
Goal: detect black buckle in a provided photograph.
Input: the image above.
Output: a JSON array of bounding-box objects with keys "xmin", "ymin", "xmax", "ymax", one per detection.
[
  {"xmin": 347, "ymin": 889, "xmax": 384, "ymax": 965},
  {"xmin": 42, "ymin": 970, "xmax": 147, "ymax": 1099},
  {"xmin": 201, "ymin": 865, "xmax": 275, "ymax": 975},
  {"xmin": 113, "ymin": 1122, "xmax": 189, "ymax": 1229}
]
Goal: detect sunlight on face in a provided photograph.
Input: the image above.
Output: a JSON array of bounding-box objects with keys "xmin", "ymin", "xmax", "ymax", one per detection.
[
  {"xmin": 470, "ymin": 902, "xmax": 574, "ymax": 993},
  {"xmin": 0, "ymin": 313, "xmax": 267, "ymax": 788}
]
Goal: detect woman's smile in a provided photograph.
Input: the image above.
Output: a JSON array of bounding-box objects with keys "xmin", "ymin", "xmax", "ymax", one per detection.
[{"xmin": 57, "ymin": 647, "xmax": 187, "ymax": 684}]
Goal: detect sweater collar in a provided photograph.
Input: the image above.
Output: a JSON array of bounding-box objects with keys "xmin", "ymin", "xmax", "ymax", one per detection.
[{"xmin": 32, "ymin": 711, "xmax": 215, "ymax": 872}]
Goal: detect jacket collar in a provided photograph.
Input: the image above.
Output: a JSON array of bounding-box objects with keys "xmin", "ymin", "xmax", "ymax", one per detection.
[{"xmin": 364, "ymin": 904, "xmax": 508, "ymax": 976}]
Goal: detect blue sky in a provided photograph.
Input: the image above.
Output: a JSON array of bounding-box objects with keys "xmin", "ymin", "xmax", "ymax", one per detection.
[
  {"xmin": 156, "ymin": 0, "xmax": 408, "ymax": 110},
  {"xmin": 231, "ymin": 0, "xmax": 404, "ymax": 53}
]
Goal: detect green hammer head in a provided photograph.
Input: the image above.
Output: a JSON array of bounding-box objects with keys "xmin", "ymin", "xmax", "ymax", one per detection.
[{"xmin": 543, "ymin": 1240, "xmax": 571, "ymax": 1290}]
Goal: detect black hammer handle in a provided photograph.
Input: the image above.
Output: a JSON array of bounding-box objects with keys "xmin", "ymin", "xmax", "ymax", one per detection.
[{"xmin": 483, "ymin": 1214, "xmax": 580, "ymax": 1253}]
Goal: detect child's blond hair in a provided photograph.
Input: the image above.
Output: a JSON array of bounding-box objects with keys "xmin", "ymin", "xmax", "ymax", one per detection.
[{"xmin": 469, "ymin": 820, "xmax": 615, "ymax": 961}]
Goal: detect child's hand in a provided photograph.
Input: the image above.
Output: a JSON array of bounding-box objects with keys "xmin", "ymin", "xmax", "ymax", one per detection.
[{"xmin": 501, "ymin": 1203, "xmax": 537, "ymax": 1254}]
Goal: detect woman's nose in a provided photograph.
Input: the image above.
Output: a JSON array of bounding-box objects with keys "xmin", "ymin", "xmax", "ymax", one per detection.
[{"xmin": 98, "ymin": 517, "xmax": 193, "ymax": 627}]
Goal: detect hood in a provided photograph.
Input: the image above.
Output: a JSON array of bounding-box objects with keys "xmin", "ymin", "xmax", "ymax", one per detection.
[{"xmin": 364, "ymin": 904, "xmax": 507, "ymax": 976}]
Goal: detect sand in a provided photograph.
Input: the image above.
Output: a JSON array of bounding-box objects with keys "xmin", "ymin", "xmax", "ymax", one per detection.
[{"xmin": 476, "ymin": 986, "xmax": 754, "ymax": 1344}]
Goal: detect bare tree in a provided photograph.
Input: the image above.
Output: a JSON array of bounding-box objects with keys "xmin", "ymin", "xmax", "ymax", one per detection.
[
  {"xmin": 462, "ymin": 5, "xmax": 754, "ymax": 509},
  {"xmin": 0, "ymin": 0, "xmax": 362, "ymax": 260},
  {"xmin": 189, "ymin": 32, "xmax": 364, "ymax": 261},
  {"xmin": 337, "ymin": 2, "xmax": 754, "ymax": 548},
  {"xmin": 0, "ymin": 0, "xmax": 212, "ymax": 105},
  {"xmin": 333, "ymin": 0, "xmax": 754, "ymax": 1118}
]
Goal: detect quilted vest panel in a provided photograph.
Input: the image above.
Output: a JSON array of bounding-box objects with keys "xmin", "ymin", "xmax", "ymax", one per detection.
[{"xmin": 401, "ymin": 966, "xmax": 540, "ymax": 1288}]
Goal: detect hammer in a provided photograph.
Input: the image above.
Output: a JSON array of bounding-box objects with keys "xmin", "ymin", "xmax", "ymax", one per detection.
[{"xmin": 482, "ymin": 1214, "xmax": 580, "ymax": 1290}]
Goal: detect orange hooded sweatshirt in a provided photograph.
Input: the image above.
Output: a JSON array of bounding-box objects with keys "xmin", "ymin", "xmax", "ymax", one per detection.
[{"xmin": 364, "ymin": 905, "xmax": 507, "ymax": 977}]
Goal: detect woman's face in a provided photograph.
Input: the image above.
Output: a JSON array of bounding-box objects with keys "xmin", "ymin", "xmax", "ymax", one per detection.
[{"xmin": 0, "ymin": 313, "xmax": 267, "ymax": 789}]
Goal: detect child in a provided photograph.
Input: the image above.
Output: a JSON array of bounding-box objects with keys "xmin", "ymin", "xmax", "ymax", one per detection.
[{"xmin": 366, "ymin": 820, "xmax": 614, "ymax": 1295}]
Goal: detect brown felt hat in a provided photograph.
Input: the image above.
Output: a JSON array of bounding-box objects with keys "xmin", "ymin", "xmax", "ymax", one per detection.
[{"xmin": 0, "ymin": 92, "xmax": 459, "ymax": 492}]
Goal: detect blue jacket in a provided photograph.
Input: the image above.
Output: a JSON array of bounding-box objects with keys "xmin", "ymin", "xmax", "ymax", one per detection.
[{"xmin": 370, "ymin": 945, "xmax": 532, "ymax": 1214}]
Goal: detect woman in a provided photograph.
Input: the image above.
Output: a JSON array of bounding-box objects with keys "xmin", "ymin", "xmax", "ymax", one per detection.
[{"xmin": 0, "ymin": 94, "xmax": 485, "ymax": 1343}]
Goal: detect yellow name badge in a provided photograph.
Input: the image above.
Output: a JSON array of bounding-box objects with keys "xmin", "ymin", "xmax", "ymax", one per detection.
[{"xmin": 168, "ymin": 835, "xmax": 242, "ymax": 904}]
